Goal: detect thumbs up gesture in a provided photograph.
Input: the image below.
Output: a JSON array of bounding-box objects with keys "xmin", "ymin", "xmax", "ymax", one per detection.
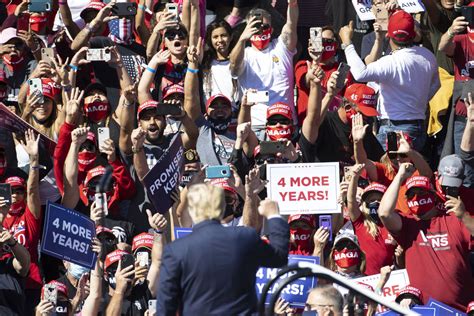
[
  {"xmin": 146, "ymin": 209, "xmax": 168, "ymax": 231},
  {"xmin": 339, "ymin": 20, "xmax": 354, "ymax": 46}
]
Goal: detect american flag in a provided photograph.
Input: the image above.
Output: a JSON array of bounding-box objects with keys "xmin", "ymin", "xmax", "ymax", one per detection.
[
  {"xmin": 122, "ymin": 55, "xmax": 146, "ymax": 83},
  {"xmin": 108, "ymin": 18, "xmax": 133, "ymax": 45}
]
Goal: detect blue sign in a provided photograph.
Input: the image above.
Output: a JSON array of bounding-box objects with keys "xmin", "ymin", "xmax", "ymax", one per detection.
[
  {"xmin": 174, "ymin": 228, "xmax": 192, "ymax": 239},
  {"xmin": 256, "ymin": 255, "xmax": 320, "ymax": 308},
  {"xmin": 376, "ymin": 306, "xmax": 436, "ymax": 316},
  {"xmin": 143, "ymin": 133, "xmax": 184, "ymax": 214},
  {"xmin": 41, "ymin": 202, "xmax": 97, "ymax": 269},
  {"xmin": 426, "ymin": 298, "xmax": 466, "ymax": 316}
]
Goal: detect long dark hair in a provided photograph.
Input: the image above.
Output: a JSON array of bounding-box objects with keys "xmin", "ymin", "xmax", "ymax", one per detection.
[{"xmin": 202, "ymin": 20, "xmax": 233, "ymax": 71}]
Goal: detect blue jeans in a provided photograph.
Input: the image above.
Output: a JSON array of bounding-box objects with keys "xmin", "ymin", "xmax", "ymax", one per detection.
[
  {"xmin": 453, "ymin": 116, "xmax": 474, "ymax": 188},
  {"xmin": 376, "ymin": 119, "xmax": 426, "ymax": 153}
]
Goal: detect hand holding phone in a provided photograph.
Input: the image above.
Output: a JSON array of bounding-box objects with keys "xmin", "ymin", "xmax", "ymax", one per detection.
[
  {"xmin": 29, "ymin": 78, "xmax": 44, "ymax": 104},
  {"xmin": 335, "ymin": 63, "xmax": 350, "ymax": 91},
  {"xmin": 309, "ymin": 27, "xmax": 323, "ymax": 53},
  {"xmin": 206, "ymin": 165, "xmax": 231, "ymax": 179},
  {"xmin": 319, "ymin": 215, "xmax": 332, "ymax": 241},
  {"xmin": 166, "ymin": 3, "xmax": 179, "ymax": 22},
  {"xmin": 43, "ymin": 284, "xmax": 58, "ymax": 304},
  {"xmin": 247, "ymin": 90, "xmax": 269, "ymax": 104},
  {"xmin": 97, "ymin": 127, "xmax": 110, "ymax": 153},
  {"xmin": 86, "ymin": 48, "xmax": 112, "ymax": 62}
]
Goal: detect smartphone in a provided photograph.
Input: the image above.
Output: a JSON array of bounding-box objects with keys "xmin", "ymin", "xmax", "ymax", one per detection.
[
  {"xmin": 86, "ymin": 48, "xmax": 112, "ymax": 62},
  {"xmin": 43, "ymin": 284, "xmax": 58, "ymax": 304},
  {"xmin": 259, "ymin": 141, "xmax": 286, "ymax": 156},
  {"xmin": 166, "ymin": 3, "xmax": 179, "ymax": 21},
  {"xmin": 206, "ymin": 165, "xmax": 231, "ymax": 179},
  {"xmin": 41, "ymin": 48, "xmax": 55, "ymax": 66},
  {"xmin": 444, "ymin": 186, "xmax": 460, "ymax": 198},
  {"xmin": 17, "ymin": 14, "xmax": 30, "ymax": 35},
  {"xmin": 343, "ymin": 166, "xmax": 352, "ymax": 183},
  {"xmin": 111, "ymin": 2, "xmax": 138, "ymax": 17},
  {"xmin": 319, "ymin": 215, "xmax": 332, "ymax": 241},
  {"xmin": 29, "ymin": 0, "xmax": 51, "ymax": 12},
  {"xmin": 148, "ymin": 300, "xmax": 157, "ymax": 315},
  {"xmin": 372, "ymin": 4, "xmax": 389, "ymax": 31},
  {"xmin": 253, "ymin": 12, "xmax": 263, "ymax": 29},
  {"xmin": 247, "ymin": 90, "xmax": 269, "ymax": 104},
  {"xmin": 121, "ymin": 253, "xmax": 135, "ymax": 270},
  {"xmin": 137, "ymin": 252, "xmax": 149, "ymax": 267},
  {"xmin": 387, "ymin": 131, "xmax": 398, "ymax": 159},
  {"xmin": 0, "ymin": 184, "xmax": 11, "ymax": 206},
  {"xmin": 97, "ymin": 127, "xmax": 110, "ymax": 152},
  {"xmin": 462, "ymin": 6, "xmax": 474, "ymax": 28},
  {"xmin": 156, "ymin": 103, "xmax": 182, "ymax": 116},
  {"xmin": 309, "ymin": 27, "xmax": 323, "ymax": 53},
  {"xmin": 95, "ymin": 192, "xmax": 109, "ymax": 216},
  {"xmin": 29, "ymin": 78, "xmax": 44, "ymax": 104},
  {"xmin": 336, "ymin": 63, "xmax": 351, "ymax": 90}
]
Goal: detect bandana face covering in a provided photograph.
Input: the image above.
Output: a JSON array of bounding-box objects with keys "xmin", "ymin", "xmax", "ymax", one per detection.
[
  {"xmin": 266, "ymin": 125, "xmax": 294, "ymax": 141},
  {"xmin": 290, "ymin": 228, "xmax": 313, "ymax": 254},
  {"xmin": 83, "ymin": 101, "xmax": 110, "ymax": 123},
  {"xmin": 333, "ymin": 248, "xmax": 360, "ymax": 268},
  {"xmin": 207, "ymin": 116, "xmax": 231, "ymax": 134},
  {"xmin": 250, "ymin": 28, "xmax": 272, "ymax": 50},
  {"xmin": 406, "ymin": 193, "xmax": 435, "ymax": 217},
  {"xmin": 321, "ymin": 42, "xmax": 337, "ymax": 61},
  {"xmin": 78, "ymin": 151, "xmax": 97, "ymax": 172},
  {"xmin": 9, "ymin": 200, "xmax": 26, "ymax": 215},
  {"xmin": 108, "ymin": 18, "xmax": 133, "ymax": 45}
]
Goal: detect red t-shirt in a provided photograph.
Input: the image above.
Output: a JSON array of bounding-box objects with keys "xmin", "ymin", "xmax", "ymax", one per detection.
[
  {"xmin": 352, "ymin": 214, "xmax": 396, "ymax": 275},
  {"xmin": 2, "ymin": 207, "xmax": 42, "ymax": 289},
  {"xmin": 451, "ymin": 34, "xmax": 474, "ymax": 115},
  {"xmin": 393, "ymin": 213, "xmax": 474, "ymax": 310}
]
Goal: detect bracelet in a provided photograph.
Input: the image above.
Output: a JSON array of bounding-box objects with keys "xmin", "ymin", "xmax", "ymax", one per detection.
[
  {"xmin": 68, "ymin": 64, "xmax": 78, "ymax": 71},
  {"xmin": 154, "ymin": 229, "xmax": 163, "ymax": 234},
  {"xmin": 146, "ymin": 66, "xmax": 157, "ymax": 73},
  {"xmin": 132, "ymin": 145, "xmax": 143, "ymax": 153},
  {"xmin": 187, "ymin": 67, "xmax": 199, "ymax": 74},
  {"xmin": 138, "ymin": 4, "xmax": 146, "ymax": 10},
  {"xmin": 447, "ymin": 28, "xmax": 455, "ymax": 38}
]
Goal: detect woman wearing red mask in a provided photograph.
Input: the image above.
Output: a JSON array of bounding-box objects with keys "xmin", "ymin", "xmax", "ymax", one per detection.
[
  {"xmin": 347, "ymin": 164, "xmax": 397, "ymax": 275},
  {"xmin": 328, "ymin": 232, "xmax": 366, "ymax": 279},
  {"xmin": 295, "ymin": 26, "xmax": 354, "ymax": 124}
]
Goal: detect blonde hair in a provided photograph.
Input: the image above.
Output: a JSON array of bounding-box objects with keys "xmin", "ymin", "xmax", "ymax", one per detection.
[
  {"xmin": 187, "ymin": 183, "xmax": 225, "ymax": 224},
  {"xmin": 361, "ymin": 208, "xmax": 380, "ymax": 239}
]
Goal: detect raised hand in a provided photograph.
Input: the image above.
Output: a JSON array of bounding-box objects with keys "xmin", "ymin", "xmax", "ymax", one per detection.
[
  {"xmin": 306, "ymin": 61, "xmax": 325, "ymax": 85},
  {"xmin": 51, "ymin": 54, "xmax": 71, "ymax": 85},
  {"xmin": 228, "ymin": 164, "xmax": 244, "ymax": 192},
  {"xmin": 240, "ymin": 16, "xmax": 261, "ymax": 41},
  {"xmin": 313, "ymin": 226, "xmax": 329, "ymax": 251},
  {"xmin": 186, "ymin": 37, "xmax": 203, "ymax": 65},
  {"xmin": 122, "ymin": 82, "xmax": 138, "ymax": 105},
  {"xmin": 445, "ymin": 195, "xmax": 467, "ymax": 219},
  {"xmin": 64, "ymin": 87, "xmax": 85, "ymax": 117},
  {"xmin": 17, "ymin": 30, "xmax": 40, "ymax": 52},
  {"xmin": 29, "ymin": 60, "xmax": 52, "ymax": 79},
  {"xmin": 465, "ymin": 92, "xmax": 474, "ymax": 126},
  {"xmin": 450, "ymin": 16, "xmax": 469, "ymax": 35},
  {"xmin": 19, "ymin": 129, "xmax": 40, "ymax": 157},
  {"xmin": 71, "ymin": 127, "xmax": 89, "ymax": 145},
  {"xmin": 152, "ymin": 49, "xmax": 171, "ymax": 66},
  {"xmin": 236, "ymin": 122, "xmax": 252, "ymax": 143},
  {"xmin": 351, "ymin": 113, "xmax": 369, "ymax": 143},
  {"xmin": 35, "ymin": 300, "xmax": 55, "ymax": 315},
  {"xmin": 146, "ymin": 209, "xmax": 168, "ymax": 231},
  {"xmin": 107, "ymin": 46, "xmax": 122, "ymax": 66},
  {"xmin": 131, "ymin": 127, "xmax": 147, "ymax": 149},
  {"xmin": 245, "ymin": 167, "xmax": 266, "ymax": 196},
  {"xmin": 92, "ymin": 1, "xmax": 117, "ymax": 26},
  {"xmin": 153, "ymin": 12, "xmax": 179, "ymax": 34},
  {"xmin": 397, "ymin": 162, "xmax": 415, "ymax": 181},
  {"xmin": 70, "ymin": 47, "xmax": 91, "ymax": 67},
  {"xmin": 258, "ymin": 199, "xmax": 280, "ymax": 218},
  {"xmin": 114, "ymin": 260, "xmax": 134, "ymax": 295},
  {"xmin": 307, "ymin": 40, "xmax": 322, "ymax": 62},
  {"xmin": 90, "ymin": 201, "xmax": 105, "ymax": 226},
  {"xmin": 389, "ymin": 132, "xmax": 411, "ymax": 155},
  {"xmin": 100, "ymin": 138, "xmax": 116, "ymax": 162},
  {"xmin": 339, "ymin": 20, "xmax": 354, "ymax": 46}
]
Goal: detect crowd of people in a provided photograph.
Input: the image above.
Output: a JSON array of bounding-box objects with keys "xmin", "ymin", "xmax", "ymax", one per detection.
[{"xmin": 0, "ymin": 0, "xmax": 473, "ymax": 314}]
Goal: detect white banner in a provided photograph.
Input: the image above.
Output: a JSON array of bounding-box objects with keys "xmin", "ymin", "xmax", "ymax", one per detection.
[
  {"xmin": 397, "ymin": 0, "xmax": 425, "ymax": 13},
  {"xmin": 266, "ymin": 162, "xmax": 340, "ymax": 215},
  {"xmin": 352, "ymin": 0, "xmax": 375, "ymax": 21}
]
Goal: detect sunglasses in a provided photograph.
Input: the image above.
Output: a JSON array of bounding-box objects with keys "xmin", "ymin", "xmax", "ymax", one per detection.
[
  {"xmin": 405, "ymin": 187, "xmax": 428, "ymax": 199},
  {"xmin": 334, "ymin": 241, "xmax": 358, "ymax": 251},
  {"xmin": 322, "ymin": 38, "xmax": 336, "ymax": 44},
  {"xmin": 80, "ymin": 143, "xmax": 96, "ymax": 152},
  {"xmin": 261, "ymin": 23, "xmax": 271, "ymax": 30},
  {"xmin": 12, "ymin": 188, "xmax": 25, "ymax": 194},
  {"xmin": 165, "ymin": 30, "xmax": 186, "ymax": 40},
  {"xmin": 267, "ymin": 118, "xmax": 292, "ymax": 126}
]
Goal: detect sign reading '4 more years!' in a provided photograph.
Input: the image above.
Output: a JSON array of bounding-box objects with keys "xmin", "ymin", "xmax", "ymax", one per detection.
[{"xmin": 266, "ymin": 162, "xmax": 340, "ymax": 215}]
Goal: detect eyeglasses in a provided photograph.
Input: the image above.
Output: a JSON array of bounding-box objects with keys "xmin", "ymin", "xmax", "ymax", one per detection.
[
  {"xmin": 165, "ymin": 30, "xmax": 186, "ymax": 40},
  {"xmin": 334, "ymin": 241, "xmax": 358, "ymax": 251},
  {"xmin": 80, "ymin": 142, "xmax": 96, "ymax": 152}
]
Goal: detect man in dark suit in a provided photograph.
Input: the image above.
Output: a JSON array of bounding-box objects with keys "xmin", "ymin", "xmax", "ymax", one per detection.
[{"xmin": 156, "ymin": 183, "xmax": 289, "ymax": 315}]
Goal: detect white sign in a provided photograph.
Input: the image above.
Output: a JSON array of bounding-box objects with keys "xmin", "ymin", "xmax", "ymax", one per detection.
[
  {"xmin": 352, "ymin": 0, "xmax": 375, "ymax": 21},
  {"xmin": 266, "ymin": 162, "xmax": 340, "ymax": 215},
  {"xmin": 397, "ymin": 0, "xmax": 425, "ymax": 13}
]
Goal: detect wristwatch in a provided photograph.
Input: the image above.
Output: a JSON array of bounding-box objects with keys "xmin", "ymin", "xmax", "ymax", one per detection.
[{"xmin": 341, "ymin": 42, "xmax": 352, "ymax": 50}]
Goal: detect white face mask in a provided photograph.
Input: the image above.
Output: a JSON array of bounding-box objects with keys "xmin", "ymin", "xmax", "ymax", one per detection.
[{"xmin": 68, "ymin": 262, "xmax": 90, "ymax": 279}]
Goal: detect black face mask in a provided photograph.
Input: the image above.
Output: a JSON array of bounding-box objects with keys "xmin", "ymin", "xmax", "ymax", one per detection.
[
  {"xmin": 367, "ymin": 201, "xmax": 381, "ymax": 224},
  {"xmin": 107, "ymin": 272, "xmax": 117, "ymax": 289},
  {"xmin": 180, "ymin": 171, "xmax": 197, "ymax": 188},
  {"xmin": 53, "ymin": 300, "xmax": 70, "ymax": 316},
  {"xmin": 222, "ymin": 203, "xmax": 235, "ymax": 219},
  {"xmin": 207, "ymin": 116, "xmax": 231, "ymax": 134}
]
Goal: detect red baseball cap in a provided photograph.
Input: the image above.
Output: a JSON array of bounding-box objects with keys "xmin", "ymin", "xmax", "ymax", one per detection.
[
  {"xmin": 467, "ymin": 301, "xmax": 474, "ymax": 314},
  {"xmin": 206, "ymin": 94, "xmax": 232, "ymax": 110},
  {"xmin": 361, "ymin": 183, "xmax": 387, "ymax": 201},
  {"xmin": 80, "ymin": 0, "xmax": 106, "ymax": 19},
  {"xmin": 209, "ymin": 178, "xmax": 237, "ymax": 195},
  {"xmin": 395, "ymin": 285, "xmax": 423, "ymax": 303},
  {"xmin": 405, "ymin": 176, "xmax": 433, "ymax": 192},
  {"xmin": 86, "ymin": 131, "xmax": 96, "ymax": 144},
  {"xmin": 5, "ymin": 176, "xmax": 26, "ymax": 188},
  {"xmin": 137, "ymin": 100, "xmax": 159, "ymax": 120},
  {"xmin": 288, "ymin": 214, "xmax": 316, "ymax": 228},
  {"xmin": 84, "ymin": 165, "xmax": 106, "ymax": 187},
  {"xmin": 266, "ymin": 102, "xmax": 293, "ymax": 120},
  {"xmin": 132, "ymin": 233, "xmax": 154, "ymax": 252},
  {"xmin": 344, "ymin": 84, "xmax": 379, "ymax": 117},
  {"xmin": 105, "ymin": 249, "xmax": 129, "ymax": 271},
  {"xmin": 96, "ymin": 225, "xmax": 115, "ymax": 237},
  {"xmin": 387, "ymin": 10, "xmax": 416, "ymax": 43},
  {"xmin": 162, "ymin": 84, "xmax": 184, "ymax": 100},
  {"xmin": 30, "ymin": 78, "xmax": 59, "ymax": 101},
  {"xmin": 42, "ymin": 280, "xmax": 68, "ymax": 298}
]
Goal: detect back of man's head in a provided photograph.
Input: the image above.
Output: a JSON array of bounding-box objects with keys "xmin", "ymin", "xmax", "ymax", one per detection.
[
  {"xmin": 306, "ymin": 285, "xmax": 344, "ymax": 315},
  {"xmin": 187, "ymin": 183, "xmax": 225, "ymax": 223}
]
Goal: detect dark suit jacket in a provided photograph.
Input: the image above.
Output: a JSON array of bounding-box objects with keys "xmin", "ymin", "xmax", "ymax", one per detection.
[{"xmin": 156, "ymin": 217, "xmax": 289, "ymax": 316}]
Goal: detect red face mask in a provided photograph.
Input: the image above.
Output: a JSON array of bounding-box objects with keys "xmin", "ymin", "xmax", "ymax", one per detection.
[
  {"xmin": 345, "ymin": 106, "xmax": 358, "ymax": 126},
  {"xmin": 250, "ymin": 28, "xmax": 272, "ymax": 50},
  {"xmin": 333, "ymin": 248, "xmax": 360, "ymax": 268},
  {"xmin": 83, "ymin": 101, "xmax": 110, "ymax": 123},
  {"xmin": 2, "ymin": 54, "xmax": 24, "ymax": 70},
  {"xmin": 289, "ymin": 228, "xmax": 313, "ymax": 254},
  {"xmin": 468, "ymin": 27, "xmax": 474, "ymax": 42},
  {"xmin": 29, "ymin": 15, "xmax": 48, "ymax": 33},
  {"xmin": 407, "ymin": 193, "xmax": 435, "ymax": 217},
  {"xmin": 78, "ymin": 151, "xmax": 97, "ymax": 172},
  {"xmin": 321, "ymin": 42, "xmax": 337, "ymax": 61},
  {"xmin": 9, "ymin": 200, "xmax": 26, "ymax": 215},
  {"xmin": 266, "ymin": 125, "xmax": 294, "ymax": 141}
]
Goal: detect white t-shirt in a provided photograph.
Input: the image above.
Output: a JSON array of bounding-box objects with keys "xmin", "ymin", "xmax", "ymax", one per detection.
[
  {"xmin": 239, "ymin": 38, "xmax": 297, "ymax": 127},
  {"xmin": 203, "ymin": 60, "xmax": 242, "ymax": 114},
  {"xmin": 345, "ymin": 44, "xmax": 440, "ymax": 120}
]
